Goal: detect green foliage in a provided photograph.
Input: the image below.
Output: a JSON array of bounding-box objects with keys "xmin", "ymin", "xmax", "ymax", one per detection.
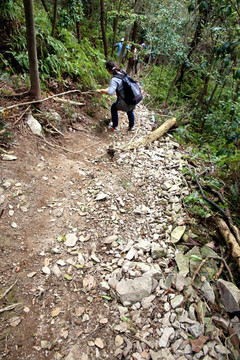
[
  {"xmin": 141, "ymin": 1, "xmax": 188, "ymax": 61},
  {"xmin": 2, "ymin": 4, "xmax": 107, "ymax": 89},
  {"xmin": 0, "ymin": 0, "xmax": 22, "ymax": 20},
  {"xmin": 58, "ymin": 0, "xmax": 84, "ymax": 28},
  {"xmin": 184, "ymin": 191, "xmax": 212, "ymax": 218}
]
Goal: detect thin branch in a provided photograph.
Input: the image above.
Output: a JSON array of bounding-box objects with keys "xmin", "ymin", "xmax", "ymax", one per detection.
[
  {"xmin": 192, "ymin": 259, "xmax": 207, "ymax": 281},
  {"xmin": 228, "ymin": 0, "xmax": 240, "ymax": 18},
  {"xmin": 0, "ymin": 90, "xmax": 96, "ymax": 113},
  {"xmin": 11, "ymin": 106, "xmax": 31, "ymax": 127},
  {"xmin": 0, "ymin": 303, "xmax": 21, "ymax": 313},
  {"xmin": 46, "ymin": 121, "xmax": 66, "ymax": 137},
  {"xmin": 0, "ymin": 280, "xmax": 18, "ymax": 300}
]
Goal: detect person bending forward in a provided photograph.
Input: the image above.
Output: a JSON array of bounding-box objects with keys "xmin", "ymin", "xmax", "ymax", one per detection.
[{"xmin": 96, "ymin": 60, "xmax": 135, "ymax": 132}]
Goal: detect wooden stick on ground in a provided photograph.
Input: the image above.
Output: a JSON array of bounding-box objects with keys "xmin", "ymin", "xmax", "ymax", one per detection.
[
  {"xmin": 0, "ymin": 303, "xmax": 21, "ymax": 313},
  {"xmin": 53, "ymin": 97, "xmax": 85, "ymax": 106},
  {"xmin": 0, "ymin": 280, "xmax": 18, "ymax": 300},
  {"xmin": 215, "ymin": 217, "xmax": 240, "ymax": 270},
  {"xmin": 122, "ymin": 117, "xmax": 177, "ymax": 151}
]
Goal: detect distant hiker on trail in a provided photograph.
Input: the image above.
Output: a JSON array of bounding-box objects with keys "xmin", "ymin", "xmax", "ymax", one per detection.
[
  {"xmin": 114, "ymin": 38, "xmax": 124, "ymax": 57},
  {"xmin": 96, "ymin": 60, "xmax": 136, "ymax": 132}
]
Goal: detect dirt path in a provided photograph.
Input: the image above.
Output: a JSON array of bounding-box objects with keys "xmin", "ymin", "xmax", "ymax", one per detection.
[{"xmin": 0, "ymin": 103, "xmax": 239, "ymax": 360}]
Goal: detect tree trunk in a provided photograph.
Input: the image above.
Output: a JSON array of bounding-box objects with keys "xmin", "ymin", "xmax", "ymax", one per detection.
[
  {"xmin": 76, "ymin": 21, "xmax": 81, "ymax": 43},
  {"xmin": 175, "ymin": 5, "xmax": 209, "ymax": 92},
  {"xmin": 164, "ymin": 65, "xmax": 181, "ymax": 106},
  {"xmin": 23, "ymin": 0, "xmax": 41, "ymax": 100},
  {"xmin": 100, "ymin": 0, "xmax": 108, "ymax": 59},
  {"xmin": 118, "ymin": 0, "xmax": 142, "ymax": 66},
  {"xmin": 126, "ymin": 21, "xmax": 138, "ymax": 74},
  {"xmin": 89, "ymin": 0, "xmax": 93, "ymax": 29},
  {"xmin": 111, "ymin": 0, "xmax": 123, "ymax": 57},
  {"xmin": 195, "ymin": 54, "xmax": 215, "ymax": 108},
  {"xmin": 40, "ymin": 0, "xmax": 49, "ymax": 13},
  {"xmin": 51, "ymin": 0, "xmax": 58, "ymax": 37}
]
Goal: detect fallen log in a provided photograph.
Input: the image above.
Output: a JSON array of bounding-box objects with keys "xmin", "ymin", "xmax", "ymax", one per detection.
[
  {"xmin": 123, "ymin": 117, "xmax": 177, "ymax": 150},
  {"xmin": 53, "ymin": 97, "xmax": 85, "ymax": 106},
  {"xmin": 215, "ymin": 217, "xmax": 240, "ymax": 269}
]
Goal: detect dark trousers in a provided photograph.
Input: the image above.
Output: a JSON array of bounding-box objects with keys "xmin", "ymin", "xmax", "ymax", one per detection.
[{"xmin": 111, "ymin": 102, "xmax": 135, "ymax": 129}]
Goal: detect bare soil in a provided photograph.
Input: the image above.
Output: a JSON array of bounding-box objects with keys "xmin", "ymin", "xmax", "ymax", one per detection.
[{"xmin": 0, "ymin": 92, "xmax": 147, "ymax": 359}]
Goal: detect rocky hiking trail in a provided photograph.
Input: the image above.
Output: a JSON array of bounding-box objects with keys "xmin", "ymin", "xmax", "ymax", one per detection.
[{"xmin": 0, "ymin": 100, "xmax": 240, "ymax": 360}]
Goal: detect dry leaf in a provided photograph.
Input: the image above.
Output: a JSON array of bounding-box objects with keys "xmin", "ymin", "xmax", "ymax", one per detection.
[
  {"xmin": 51, "ymin": 307, "xmax": 61, "ymax": 317},
  {"xmin": 76, "ymin": 330, "xmax": 83, "ymax": 337},
  {"xmin": 95, "ymin": 337, "xmax": 104, "ymax": 349},
  {"xmin": 42, "ymin": 266, "xmax": 51, "ymax": 275},
  {"xmin": 43, "ymin": 258, "xmax": 50, "ymax": 267},
  {"xmin": 115, "ymin": 335, "xmax": 124, "ymax": 347},
  {"xmin": 10, "ymin": 317, "xmax": 21, "ymax": 327},
  {"xmin": 60, "ymin": 329, "xmax": 68, "ymax": 339},
  {"xmin": 27, "ymin": 272, "xmax": 37, "ymax": 278},
  {"xmin": 141, "ymin": 349, "xmax": 150, "ymax": 359},
  {"xmin": 206, "ymin": 241, "xmax": 215, "ymax": 249},
  {"xmin": 190, "ymin": 335, "xmax": 208, "ymax": 352},
  {"xmin": 83, "ymin": 275, "xmax": 96, "ymax": 290},
  {"xmin": 99, "ymin": 317, "xmax": 108, "ymax": 324},
  {"xmin": 75, "ymin": 306, "xmax": 85, "ymax": 317}
]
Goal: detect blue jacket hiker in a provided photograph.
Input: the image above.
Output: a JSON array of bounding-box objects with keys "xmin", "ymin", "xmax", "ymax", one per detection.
[
  {"xmin": 114, "ymin": 38, "xmax": 124, "ymax": 57},
  {"xmin": 96, "ymin": 60, "xmax": 135, "ymax": 132}
]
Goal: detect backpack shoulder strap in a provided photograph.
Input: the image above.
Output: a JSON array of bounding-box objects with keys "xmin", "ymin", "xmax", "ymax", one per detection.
[{"xmin": 113, "ymin": 69, "xmax": 127, "ymax": 79}]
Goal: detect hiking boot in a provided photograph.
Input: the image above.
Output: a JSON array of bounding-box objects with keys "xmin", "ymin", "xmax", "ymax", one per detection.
[{"xmin": 108, "ymin": 122, "xmax": 118, "ymax": 131}]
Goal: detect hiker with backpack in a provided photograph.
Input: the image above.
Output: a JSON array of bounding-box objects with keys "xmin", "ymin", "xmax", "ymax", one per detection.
[{"xmin": 96, "ymin": 60, "xmax": 142, "ymax": 132}]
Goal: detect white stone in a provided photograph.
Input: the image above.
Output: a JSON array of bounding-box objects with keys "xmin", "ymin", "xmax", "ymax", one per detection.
[
  {"xmin": 27, "ymin": 114, "xmax": 43, "ymax": 136},
  {"xmin": 159, "ymin": 327, "xmax": 174, "ymax": 347},
  {"xmin": 65, "ymin": 233, "xmax": 78, "ymax": 247}
]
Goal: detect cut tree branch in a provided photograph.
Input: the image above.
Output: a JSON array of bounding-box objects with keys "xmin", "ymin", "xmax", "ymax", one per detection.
[
  {"xmin": 215, "ymin": 217, "xmax": 240, "ymax": 270},
  {"xmin": 122, "ymin": 117, "xmax": 177, "ymax": 150}
]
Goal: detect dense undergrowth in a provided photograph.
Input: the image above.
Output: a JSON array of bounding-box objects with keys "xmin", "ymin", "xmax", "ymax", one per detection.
[{"xmin": 143, "ymin": 65, "xmax": 240, "ymax": 226}]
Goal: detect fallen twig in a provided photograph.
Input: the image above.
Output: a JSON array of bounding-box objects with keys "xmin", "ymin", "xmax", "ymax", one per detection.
[
  {"xmin": 192, "ymin": 259, "xmax": 207, "ymax": 282},
  {"xmin": 11, "ymin": 106, "xmax": 31, "ymax": 127},
  {"xmin": 85, "ymin": 323, "xmax": 106, "ymax": 336},
  {"xmin": 46, "ymin": 121, "xmax": 66, "ymax": 137},
  {"xmin": 215, "ymin": 261, "xmax": 224, "ymax": 279},
  {"xmin": 124, "ymin": 333, "xmax": 155, "ymax": 350},
  {"xmin": 0, "ymin": 280, "xmax": 18, "ymax": 300},
  {"xmin": 211, "ymin": 255, "xmax": 234, "ymax": 283},
  {"xmin": 0, "ymin": 303, "xmax": 21, "ymax": 313}
]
